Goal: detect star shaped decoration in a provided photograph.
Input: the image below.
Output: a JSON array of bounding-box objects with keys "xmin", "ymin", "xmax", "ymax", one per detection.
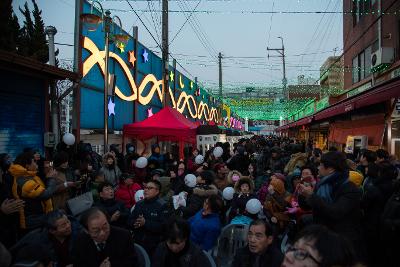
[
  {"xmin": 147, "ymin": 107, "xmax": 154, "ymax": 118},
  {"xmin": 142, "ymin": 49, "xmax": 149, "ymax": 62},
  {"xmin": 108, "ymin": 98, "xmax": 115, "ymax": 116},
  {"xmin": 128, "ymin": 51, "xmax": 136, "ymax": 67},
  {"xmin": 116, "ymin": 41, "xmax": 125, "ymax": 53},
  {"xmin": 190, "ymin": 81, "xmax": 194, "ymax": 89},
  {"xmin": 169, "ymin": 71, "xmax": 174, "ymax": 82}
]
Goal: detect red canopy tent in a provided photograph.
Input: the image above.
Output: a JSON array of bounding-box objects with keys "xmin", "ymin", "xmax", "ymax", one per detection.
[{"xmin": 123, "ymin": 107, "xmax": 198, "ymax": 159}]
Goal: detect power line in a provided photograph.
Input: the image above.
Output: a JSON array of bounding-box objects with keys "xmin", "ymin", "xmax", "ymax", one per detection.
[
  {"xmin": 107, "ymin": 8, "xmax": 397, "ymax": 15},
  {"xmin": 124, "ymin": 0, "xmax": 162, "ymax": 51},
  {"xmin": 314, "ymin": 0, "xmax": 398, "ymax": 86},
  {"xmin": 170, "ymin": 0, "xmax": 203, "ymax": 45}
]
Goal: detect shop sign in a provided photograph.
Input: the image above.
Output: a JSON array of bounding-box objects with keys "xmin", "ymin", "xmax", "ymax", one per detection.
[
  {"xmin": 316, "ymin": 97, "xmax": 329, "ymax": 112},
  {"xmin": 347, "ymin": 82, "xmax": 372, "ymax": 98}
]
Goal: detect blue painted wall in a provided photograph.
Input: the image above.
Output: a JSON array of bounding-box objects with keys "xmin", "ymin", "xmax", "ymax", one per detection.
[{"xmin": 0, "ymin": 70, "xmax": 45, "ymax": 160}]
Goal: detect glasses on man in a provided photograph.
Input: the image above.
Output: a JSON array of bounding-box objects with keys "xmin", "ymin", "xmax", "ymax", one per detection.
[{"xmin": 285, "ymin": 245, "xmax": 321, "ymax": 265}]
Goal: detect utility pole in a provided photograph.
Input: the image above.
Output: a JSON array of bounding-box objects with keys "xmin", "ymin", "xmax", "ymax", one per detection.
[
  {"xmin": 45, "ymin": 26, "xmax": 59, "ymax": 146},
  {"xmin": 162, "ymin": 0, "xmax": 169, "ymax": 107},
  {"xmin": 218, "ymin": 52, "xmax": 223, "ymax": 101},
  {"xmin": 267, "ymin": 37, "xmax": 287, "ymax": 99}
]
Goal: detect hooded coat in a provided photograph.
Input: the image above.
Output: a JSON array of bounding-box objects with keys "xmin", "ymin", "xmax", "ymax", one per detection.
[
  {"xmin": 9, "ymin": 164, "xmax": 56, "ymax": 230},
  {"xmin": 100, "ymin": 153, "xmax": 122, "ymax": 187},
  {"xmin": 229, "ymin": 177, "xmax": 256, "ymax": 221}
]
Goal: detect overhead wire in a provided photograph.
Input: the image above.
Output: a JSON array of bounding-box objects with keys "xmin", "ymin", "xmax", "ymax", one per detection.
[
  {"xmin": 147, "ymin": 0, "xmax": 162, "ymax": 44},
  {"xmin": 174, "ymin": 0, "xmax": 217, "ymax": 60},
  {"xmin": 179, "ymin": 0, "xmax": 219, "ymax": 56},
  {"xmin": 170, "ymin": 0, "xmax": 203, "ymax": 45}
]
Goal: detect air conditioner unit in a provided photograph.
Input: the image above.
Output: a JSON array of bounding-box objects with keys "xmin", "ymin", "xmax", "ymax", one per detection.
[{"xmin": 371, "ymin": 47, "xmax": 394, "ymax": 72}]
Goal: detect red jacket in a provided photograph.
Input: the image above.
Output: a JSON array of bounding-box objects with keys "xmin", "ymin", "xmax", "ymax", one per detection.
[{"xmin": 115, "ymin": 183, "xmax": 142, "ymax": 209}]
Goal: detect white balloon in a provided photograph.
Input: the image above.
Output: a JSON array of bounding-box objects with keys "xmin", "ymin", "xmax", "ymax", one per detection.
[
  {"xmin": 135, "ymin": 157, "xmax": 148, "ymax": 168},
  {"xmin": 62, "ymin": 133, "xmax": 75, "ymax": 146},
  {"xmin": 195, "ymin": 155, "xmax": 204, "ymax": 165},
  {"xmin": 134, "ymin": 190, "xmax": 144, "ymax": 202},
  {"xmin": 246, "ymin": 198, "xmax": 262, "ymax": 215},
  {"xmin": 213, "ymin": 146, "xmax": 223, "ymax": 158},
  {"xmin": 222, "ymin": 187, "xmax": 235, "ymax": 201},
  {"xmin": 184, "ymin": 174, "xmax": 197, "ymax": 188}
]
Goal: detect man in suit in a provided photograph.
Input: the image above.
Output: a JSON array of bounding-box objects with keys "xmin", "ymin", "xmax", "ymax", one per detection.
[{"xmin": 73, "ymin": 207, "xmax": 137, "ymax": 267}]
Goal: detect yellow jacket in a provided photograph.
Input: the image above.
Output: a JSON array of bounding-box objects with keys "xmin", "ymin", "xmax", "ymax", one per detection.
[{"xmin": 9, "ymin": 164, "xmax": 54, "ymax": 229}]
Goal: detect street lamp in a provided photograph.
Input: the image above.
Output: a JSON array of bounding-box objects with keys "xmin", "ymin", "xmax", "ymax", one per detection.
[{"xmin": 81, "ymin": 1, "xmax": 128, "ymax": 153}]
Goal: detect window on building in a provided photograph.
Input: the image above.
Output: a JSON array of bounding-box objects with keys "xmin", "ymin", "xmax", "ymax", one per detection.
[
  {"xmin": 352, "ymin": 45, "xmax": 373, "ymax": 84},
  {"xmin": 360, "ymin": 51, "xmax": 365, "ymax": 80},
  {"xmin": 353, "ymin": 0, "xmax": 371, "ymax": 26},
  {"xmin": 365, "ymin": 46, "xmax": 372, "ymax": 77},
  {"xmin": 352, "ymin": 55, "xmax": 359, "ymax": 84}
]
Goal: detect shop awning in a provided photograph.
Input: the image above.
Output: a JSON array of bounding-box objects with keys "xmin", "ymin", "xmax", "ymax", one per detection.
[
  {"xmin": 328, "ymin": 113, "xmax": 385, "ymax": 146},
  {"xmin": 276, "ymin": 115, "xmax": 313, "ymax": 131},
  {"xmin": 315, "ymin": 77, "xmax": 400, "ymax": 121}
]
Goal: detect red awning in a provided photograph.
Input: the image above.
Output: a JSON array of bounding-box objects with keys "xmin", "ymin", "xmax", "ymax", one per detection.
[
  {"xmin": 328, "ymin": 113, "xmax": 385, "ymax": 146},
  {"xmin": 315, "ymin": 77, "xmax": 400, "ymax": 121},
  {"xmin": 295, "ymin": 116, "xmax": 313, "ymax": 127},
  {"xmin": 123, "ymin": 107, "xmax": 198, "ymax": 158},
  {"xmin": 276, "ymin": 116, "xmax": 313, "ymax": 131}
]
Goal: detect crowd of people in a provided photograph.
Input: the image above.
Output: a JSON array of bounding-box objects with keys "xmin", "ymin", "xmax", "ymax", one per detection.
[{"xmin": 1, "ymin": 136, "xmax": 400, "ymax": 267}]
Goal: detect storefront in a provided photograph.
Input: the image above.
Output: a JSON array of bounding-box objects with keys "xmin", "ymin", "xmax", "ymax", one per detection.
[{"xmin": 0, "ymin": 50, "xmax": 77, "ymax": 159}]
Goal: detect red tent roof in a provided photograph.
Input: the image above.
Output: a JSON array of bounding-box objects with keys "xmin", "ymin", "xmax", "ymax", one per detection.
[{"xmin": 123, "ymin": 107, "xmax": 197, "ymax": 142}]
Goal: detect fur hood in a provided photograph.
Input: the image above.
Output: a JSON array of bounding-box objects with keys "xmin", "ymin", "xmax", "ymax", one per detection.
[
  {"xmin": 227, "ymin": 170, "xmax": 242, "ymax": 185},
  {"xmin": 284, "ymin": 152, "xmax": 308, "ymax": 175},
  {"xmin": 193, "ymin": 184, "xmax": 218, "ymax": 197},
  {"xmin": 102, "ymin": 152, "xmax": 116, "ymax": 165},
  {"xmin": 234, "ymin": 176, "xmax": 255, "ymax": 193}
]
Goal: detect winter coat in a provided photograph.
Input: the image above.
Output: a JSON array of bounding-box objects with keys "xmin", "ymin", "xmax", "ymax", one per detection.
[
  {"xmin": 151, "ymin": 241, "xmax": 210, "ymax": 267},
  {"xmin": 12, "ymin": 216, "xmax": 81, "ymax": 266},
  {"xmin": 52, "ymin": 167, "xmax": 77, "ymax": 210},
  {"xmin": 189, "ymin": 209, "xmax": 221, "ymax": 251},
  {"xmin": 129, "ymin": 196, "xmax": 170, "ymax": 255},
  {"xmin": 170, "ymin": 174, "xmax": 186, "ymax": 195},
  {"xmin": 362, "ymin": 173, "xmax": 394, "ymax": 234},
  {"xmin": 101, "ymin": 153, "xmax": 122, "ymax": 187},
  {"xmin": 231, "ymin": 245, "xmax": 283, "ymax": 267},
  {"xmin": 264, "ymin": 191, "xmax": 292, "ymax": 229},
  {"xmin": 148, "ymin": 153, "xmax": 165, "ymax": 171},
  {"xmin": 94, "ymin": 198, "xmax": 130, "ymax": 228},
  {"xmin": 266, "ymin": 157, "xmax": 285, "ymax": 173},
  {"xmin": 229, "ymin": 178, "xmax": 255, "ymax": 220},
  {"xmin": 227, "ymin": 154, "xmax": 249, "ymax": 174},
  {"xmin": 73, "ymin": 226, "xmax": 137, "ymax": 267},
  {"xmin": 100, "ymin": 166, "xmax": 122, "ymax": 188},
  {"xmin": 306, "ymin": 172, "xmax": 363, "ymax": 251},
  {"xmin": 180, "ymin": 184, "xmax": 218, "ymax": 219},
  {"xmin": 115, "ymin": 182, "xmax": 142, "ymax": 209},
  {"xmin": 9, "ymin": 164, "xmax": 55, "ymax": 230}
]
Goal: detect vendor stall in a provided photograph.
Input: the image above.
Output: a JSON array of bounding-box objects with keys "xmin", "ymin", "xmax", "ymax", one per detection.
[{"xmin": 123, "ymin": 107, "xmax": 198, "ymax": 159}]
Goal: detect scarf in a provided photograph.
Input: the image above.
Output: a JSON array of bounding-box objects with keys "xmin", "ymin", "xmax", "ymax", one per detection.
[{"xmin": 315, "ymin": 171, "xmax": 348, "ymax": 203}]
